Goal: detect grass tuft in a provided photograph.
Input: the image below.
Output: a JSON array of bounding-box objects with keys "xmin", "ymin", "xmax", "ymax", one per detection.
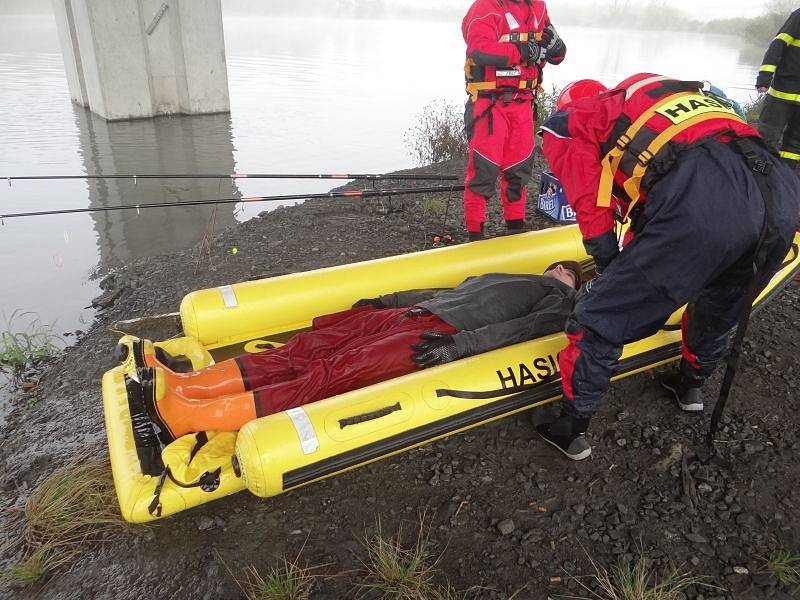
[
  {"xmin": 241, "ymin": 559, "xmax": 317, "ymax": 600},
  {"xmin": 358, "ymin": 519, "xmax": 439, "ymax": 599},
  {"xmin": 558, "ymin": 555, "xmax": 711, "ymax": 600},
  {"xmin": 0, "ymin": 310, "xmax": 62, "ymax": 387},
  {"xmin": 765, "ymin": 549, "xmax": 800, "ymax": 585},
  {"xmin": 357, "ymin": 517, "xmax": 471, "ymax": 600},
  {"xmin": 1, "ymin": 459, "xmax": 124, "ymax": 587}
]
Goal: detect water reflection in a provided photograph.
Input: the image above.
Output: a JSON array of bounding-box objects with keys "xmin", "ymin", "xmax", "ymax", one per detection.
[{"xmin": 73, "ymin": 109, "xmax": 238, "ymax": 268}]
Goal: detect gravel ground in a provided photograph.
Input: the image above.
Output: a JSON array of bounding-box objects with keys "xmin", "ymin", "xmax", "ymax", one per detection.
[{"xmin": 1, "ymin": 155, "xmax": 798, "ymax": 600}]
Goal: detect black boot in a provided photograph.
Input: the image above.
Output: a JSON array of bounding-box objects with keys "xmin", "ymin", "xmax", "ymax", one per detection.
[
  {"xmin": 504, "ymin": 218, "xmax": 526, "ymax": 234},
  {"xmin": 660, "ymin": 370, "xmax": 704, "ymax": 413},
  {"xmin": 536, "ymin": 412, "xmax": 592, "ymax": 460},
  {"xmin": 468, "ymin": 222, "xmax": 485, "ymax": 242}
]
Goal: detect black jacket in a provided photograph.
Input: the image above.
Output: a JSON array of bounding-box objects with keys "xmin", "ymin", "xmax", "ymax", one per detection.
[
  {"xmin": 378, "ymin": 273, "xmax": 575, "ymax": 358},
  {"xmin": 756, "ymin": 9, "xmax": 800, "ymax": 100}
]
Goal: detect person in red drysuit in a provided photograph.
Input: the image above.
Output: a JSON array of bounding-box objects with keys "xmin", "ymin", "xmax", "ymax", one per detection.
[
  {"xmin": 131, "ymin": 264, "xmax": 580, "ymax": 445},
  {"xmin": 462, "ymin": 0, "xmax": 566, "ymax": 240}
]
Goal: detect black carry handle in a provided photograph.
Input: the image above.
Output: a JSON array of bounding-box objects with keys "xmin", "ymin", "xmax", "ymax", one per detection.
[{"xmin": 339, "ymin": 403, "xmax": 402, "ymax": 429}]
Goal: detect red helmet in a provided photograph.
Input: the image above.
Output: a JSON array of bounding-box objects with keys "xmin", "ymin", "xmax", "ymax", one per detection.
[{"xmin": 556, "ymin": 79, "xmax": 608, "ymax": 111}]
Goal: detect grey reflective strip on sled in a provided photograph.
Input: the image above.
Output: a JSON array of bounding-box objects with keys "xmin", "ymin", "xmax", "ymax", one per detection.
[
  {"xmin": 286, "ymin": 407, "xmax": 320, "ymax": 455},
  {"xmin": 218, "ymin": 285, "xmax": 238, "ymax": 308}
]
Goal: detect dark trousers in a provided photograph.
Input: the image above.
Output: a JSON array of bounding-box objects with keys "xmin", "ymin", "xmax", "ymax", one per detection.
[
  {"xmin": 559, "ymin": 141, "xmax": 800, "ymax": 419},
  {"xmin": 757, "ymin": 94, "xmax": 800, "ymax": 168}
]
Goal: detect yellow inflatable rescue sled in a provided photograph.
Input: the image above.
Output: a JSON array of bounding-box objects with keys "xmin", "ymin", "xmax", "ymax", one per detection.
[{"xmin": 102, "ymin": 226, "xmax": 800, "ymax": 522}]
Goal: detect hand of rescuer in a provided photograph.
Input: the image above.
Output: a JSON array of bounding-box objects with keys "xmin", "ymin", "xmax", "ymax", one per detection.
[
  {"xmin": 411, "ymin": 331, "xmax": 460, "ymax": 369},
  {"xmin": 584, "ymin": 229, "xmax": 620, "ymax": 275},
  {"xmin": 518, "ymin": 39, "xmax": 546, "ymax": 64},
  {"xmin": 540, "ymin": 24, "xmax": 565, "ymax": 58},
  {"xmin": 352, "ymin": 297, "xmax": 385, "ymax": 309}
]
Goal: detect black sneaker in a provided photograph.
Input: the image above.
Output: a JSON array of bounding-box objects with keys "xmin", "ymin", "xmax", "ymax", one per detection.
[
  {"xmin": 660, "ymin": 372, "xmax": 704, "ymax": 412},
  {"xmin": 536, "ymin": 415, "xmax": 592, "ymax": 461}
]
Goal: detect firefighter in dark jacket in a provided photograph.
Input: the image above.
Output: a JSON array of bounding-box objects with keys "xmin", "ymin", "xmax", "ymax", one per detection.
[
  {"xmin": 756, "ymin": 8, "xmax": 800, "ymax": 170},
  {"xmin": 462, "ymin": 0, "xmax": 566, "ymax": 241},
  {"xmin": 134, "ymin": 264, "xmax": 580, "ymax": 443},
  {"xmin": 536, "ymin": 73, "xmax": 800, "ymax": 461}
]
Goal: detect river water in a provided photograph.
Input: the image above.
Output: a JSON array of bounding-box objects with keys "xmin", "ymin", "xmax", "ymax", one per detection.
[{"xmin": 0, "ymin": 14, "xmax": 762, "ymax": 336}]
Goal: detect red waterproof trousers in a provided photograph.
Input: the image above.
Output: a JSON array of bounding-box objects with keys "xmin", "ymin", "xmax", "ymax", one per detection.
[
  {"xmin": 463, "ymin": 96, "xmax": 535, "ymax": 233},
  {"xmin": 236, "ymin": 307, "xmax": 456, "ymax": 417}
]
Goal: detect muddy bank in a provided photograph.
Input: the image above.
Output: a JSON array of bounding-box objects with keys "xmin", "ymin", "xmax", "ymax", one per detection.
[{"xmin": 1, "ymin": 156, "xmax": 799, "ymax": 599}]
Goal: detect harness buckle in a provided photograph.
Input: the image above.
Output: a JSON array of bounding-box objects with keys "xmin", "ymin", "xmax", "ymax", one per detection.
[
  {"xmin": 637, "ymin": 149, "xmax": 654, "ymax": 166},
  {"xmin": 752, "ymin": 159, "xmax": 772, "ymax": 175},
  {"xmin": 615, "ymin": 134, "xmax": 632, "ymax": 151}
]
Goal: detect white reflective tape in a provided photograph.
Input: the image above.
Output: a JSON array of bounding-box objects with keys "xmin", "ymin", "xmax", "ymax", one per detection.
[
  {"xmin": 505, "ymin": 12, "xmax": 519, "ymax": 30},
  {"xmin": 218, "ymin": 285, "xmax": 238, "ymax": 308},
  {"xmin": 286, "ymin": 407, "xmax": 319, "ymax": 455}
]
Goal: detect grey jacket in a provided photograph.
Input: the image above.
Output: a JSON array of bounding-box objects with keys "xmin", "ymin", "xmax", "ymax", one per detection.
[{"xmin": 378, "ymin": 273, "xmax": 575, "ymax": 358}]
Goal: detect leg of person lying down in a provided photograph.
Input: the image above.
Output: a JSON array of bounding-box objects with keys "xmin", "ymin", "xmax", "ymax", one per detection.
[
  {"xmin": 144, "ymin": 306, "xmax": 408, "ymax": 399},
  {"xmin": 141, "ymin": 310, "xmax": 455, "ymax": 441}
]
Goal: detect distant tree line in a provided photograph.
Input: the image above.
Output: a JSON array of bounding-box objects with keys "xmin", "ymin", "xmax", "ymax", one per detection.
[{"xmin": 557, "ymin": 0, "xmax": 794, "ymax": 50}]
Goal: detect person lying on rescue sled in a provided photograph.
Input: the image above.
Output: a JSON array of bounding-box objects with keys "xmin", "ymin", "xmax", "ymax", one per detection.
[
  {"xmin": 536, "ymin": 74, "xmax": 800, "ymax": 461},
  {"xmin": 135, "ymin": 263, "xmax": 580, "ymax": 445}
]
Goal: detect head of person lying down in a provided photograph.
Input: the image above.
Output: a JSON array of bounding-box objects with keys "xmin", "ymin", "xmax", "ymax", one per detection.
[{"xmin": 134, "ymin": 261, "xmax": 583, "ymax": 444}]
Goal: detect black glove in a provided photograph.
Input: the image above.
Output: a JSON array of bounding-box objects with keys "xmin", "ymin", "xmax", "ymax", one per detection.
[
  {"xmin": 584, "ymin": 231, "xmax": 620, "ymax": 274},
  {"xmin": 352, "ymin": 297, "xmax": 385, "ymax": 309},
  {"xmin": 411, "ymin": 331, "xmax": 460, "ymax": 369},
  {"xmin": 518, "ymin": 40, "xmax": 545, "ymax": 63},
  {"xmin": 540, "ymin": 24, "xmax": 560, "ymax": 52}
]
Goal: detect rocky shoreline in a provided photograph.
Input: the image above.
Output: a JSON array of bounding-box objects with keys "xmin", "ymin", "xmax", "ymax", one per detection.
[{"xmin": 1, "ymin": 155, "xmax": 798, "ymax": 599}]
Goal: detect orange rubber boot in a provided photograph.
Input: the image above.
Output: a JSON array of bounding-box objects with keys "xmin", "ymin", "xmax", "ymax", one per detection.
[
  {"xmin": 125, "ymin": 339, "xmax": 247, "ymax": 399},
  {"xmin": 142, "ymin": 367, "xmax": 257, "ymax": 443},
  {"xmin": 165, "ymin": 360, "xmax": 247, "ymax": 399}
]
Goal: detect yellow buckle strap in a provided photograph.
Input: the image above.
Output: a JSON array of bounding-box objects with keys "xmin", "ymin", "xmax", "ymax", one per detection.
[
  {"xmin": 621, "ymin": 110, "xmax": 747, "ymax": 215},
  {"xmin": 597, "ymin": 91, "xmax": 697, "ymax": 208}
]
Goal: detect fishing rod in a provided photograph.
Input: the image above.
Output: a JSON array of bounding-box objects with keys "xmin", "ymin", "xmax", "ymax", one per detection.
[
  {"xmin": 0, "ymin": 184, "xmax": 465, "ymax": 220},
  {"xmin": 4, "ymin": 172, "xmax": 460, "ymax": 183}
]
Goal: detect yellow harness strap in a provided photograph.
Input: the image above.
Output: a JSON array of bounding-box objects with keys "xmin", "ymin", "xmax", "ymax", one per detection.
[
  {"xmin": 596, "ymin": 92, "xmax": 697, "ymax": 208},
  {"xmin": 621, "ymin": 111, "xmax": 747, "ymax": 217}
]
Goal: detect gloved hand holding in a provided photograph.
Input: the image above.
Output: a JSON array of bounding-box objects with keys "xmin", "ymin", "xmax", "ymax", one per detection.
[
  {"xmin": 518, "ymin": 40, "xmax": 545, "ymax": 64},
  {"xmin": 411, "ymin": 331, "xmax": 460, "ymax": 369},
  {"xmin": 540, "ymin": 24, "xmax": 558, "ymax": 50},
  {"xmin": 352, "ymin": 297, "xmax": 385, "ymax": 309},
  {"xmin": 539, "ymin": 24, "xmax": 566, "ymax": 62}
]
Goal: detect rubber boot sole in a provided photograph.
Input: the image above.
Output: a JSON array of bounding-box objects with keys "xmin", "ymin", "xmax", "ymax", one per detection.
[{"xmin": 139, "ymin": 366, "xmax": 178, "ymax": 446}]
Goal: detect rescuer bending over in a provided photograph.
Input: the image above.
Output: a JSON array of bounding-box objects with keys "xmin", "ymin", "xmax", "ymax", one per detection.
[
  {"xmin": 536, "ymin": 74, "xmax": 800, "ymax": 461},
  {"xmin": 461, "ymin": 0, "xmax": 566, "ymax": 240},
  {"xmin": 131, "ymin": 263, "xmax": 580, "ymax": 445}
]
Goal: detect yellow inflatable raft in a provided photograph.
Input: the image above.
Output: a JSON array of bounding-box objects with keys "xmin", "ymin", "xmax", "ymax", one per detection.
[{"xmin": 102, "ymin": 226, "xmax": 800, "ymax": 522}]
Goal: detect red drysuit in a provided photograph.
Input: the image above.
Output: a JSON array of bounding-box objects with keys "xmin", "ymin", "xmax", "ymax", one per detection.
[
  {"xmin": 237, "ymin": 307, "xmax": 456, "ymax": 416},
  {"xmin": 462, "ymin": 0, "xmax": 565, "ymax": 236}
]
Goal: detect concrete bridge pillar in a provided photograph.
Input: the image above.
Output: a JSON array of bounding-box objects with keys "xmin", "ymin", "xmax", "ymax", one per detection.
[{"xmin": 52, "ymin": 0, "xmax": 230, "ymax": 120}]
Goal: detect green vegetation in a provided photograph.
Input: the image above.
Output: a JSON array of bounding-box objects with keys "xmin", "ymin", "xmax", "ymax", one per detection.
[
  {"xmin": 238, "ymin": 559, "xmax": 318, "ymax": 600},
  {"xmin": 357, "ymin": 518, "xmax": 469, "ymax": 600},
  {"xmin": 405, "ymin": 100, "xmax": 468, "ymax": 167},
  {"xmin": 0, "ymin": 310, "xmax": 62, "ymax": 386},
  {"xmin": 765, "ymin": 549, "xmax": 800, "ymax": 585},
  {"xmin": 558, "ymin": 556, "xmax": 710, "ymax": 600},
  {"xmin": 1, "ymin": 459, "xmax": 124, "ymax": 587}
]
